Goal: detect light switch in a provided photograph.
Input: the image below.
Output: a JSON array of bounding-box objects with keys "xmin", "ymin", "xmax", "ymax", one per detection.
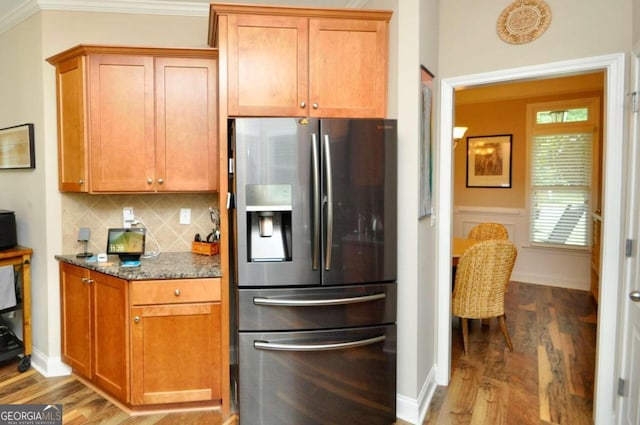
[{"xmin": 179, "ymin": 208, "xmax": 191, "ymax": 225}]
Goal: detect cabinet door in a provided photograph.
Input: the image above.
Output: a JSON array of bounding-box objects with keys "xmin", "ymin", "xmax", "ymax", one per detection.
[
  {"xmin": 130, "ymin": 302, "xmax": 221, "ymax": 405},
  {"xmin": 55, "ymin": 56, "xmax": 88, "ymax": 192},
  {"xmin": 92, "ymin": 272, "xmax": 129, "ymax": 401},
  {"xmin": 308, "ymin": 18, "xmax": 388, "ymax": 118},
  {"xmin": 227, "ymin": 14, "xmax": 308, "ymax": 117},
  {"xmin": 59, "ymin": 263, "xmax": 92, "ymax": 378},
  {"xmin": 88, "ymin": 55, "xmax": 155, "ymax": 192},
  {"xmin": 155, "ymin": 57, "xmax": 218, "ymax": 191}
]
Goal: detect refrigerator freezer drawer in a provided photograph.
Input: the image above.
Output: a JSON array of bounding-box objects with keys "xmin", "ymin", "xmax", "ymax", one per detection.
[
  {"xmin": 238, "ymin": 283, "xmax": 396, "ymax": 331},
  {"xmin": 239, "ymin": 325, "xmax": 396, "ymax": 425}
]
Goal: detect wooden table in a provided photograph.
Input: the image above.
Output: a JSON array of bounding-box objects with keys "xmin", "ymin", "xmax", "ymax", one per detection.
[
  {"xmin": 452, "ymin": 237, "xmax": 478, "ymax": 266},
  {"xmin": 0, "ymin": 245, "xmax": 32, "ymax": 372}
]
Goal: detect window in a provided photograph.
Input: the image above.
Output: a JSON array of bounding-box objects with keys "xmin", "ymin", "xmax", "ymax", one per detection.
[{"xmin": 528, "ymin": 99, "xmax": 599, "ymax": 248}]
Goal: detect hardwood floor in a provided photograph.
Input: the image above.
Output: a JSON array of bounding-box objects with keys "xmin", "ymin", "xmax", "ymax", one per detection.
[
  {"xmin": 0, "ymin": 358, "xmax": 237, "ymax": 424},
  {"xmin": 0, "ymin": 281, "xmax": 594, "ymax": 425},
  {"xmin": 423, "ymin": 281, "xmax": 597, "ymax": 425}
]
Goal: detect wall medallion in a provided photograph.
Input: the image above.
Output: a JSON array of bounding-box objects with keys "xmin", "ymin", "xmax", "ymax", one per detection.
[{"xmin": 497, "ymin": 0, "xmax": 551, "ymax": 44}]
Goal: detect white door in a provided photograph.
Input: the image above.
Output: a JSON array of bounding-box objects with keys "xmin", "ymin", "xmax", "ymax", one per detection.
[{"xmin": 617, "ymin": 50, "xmax": 640, "ymax": 425}]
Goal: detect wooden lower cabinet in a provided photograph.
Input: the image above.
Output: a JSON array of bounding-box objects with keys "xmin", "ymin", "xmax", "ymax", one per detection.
[
  {"xmin": 60, "ymin": 263, "xmax": 129, "ymax": 400},
  {"xmin": 92, "ymin": 272, "xmax": 130, "ymax": 401},
  {"xmin": 60, "ymin": 263, "xmax": 92, "ymax": 378},
  {"xmin": 59, "ymin": 263, "xmax": 221, "ymax": 408},
  {"xmin": 130, "ymin": 302, "xmax": 221, "ymax": 405}
]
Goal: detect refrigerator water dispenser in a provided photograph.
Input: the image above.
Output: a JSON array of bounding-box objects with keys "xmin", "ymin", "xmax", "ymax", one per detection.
[{"xmin": 246, "ymin": 184, "xmax": 292, "ymax": 262}]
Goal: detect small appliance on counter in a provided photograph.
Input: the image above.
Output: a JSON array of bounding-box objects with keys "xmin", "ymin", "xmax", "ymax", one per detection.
[
  {"xmin": 0, "ymin": 210, "xmax": 17, "ymax": 251},
  {"xmin": 106, "ymin": 227, "xmax": 146, "ymax": 263}
]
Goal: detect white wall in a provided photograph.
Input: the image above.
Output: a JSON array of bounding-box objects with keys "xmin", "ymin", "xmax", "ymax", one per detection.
[
  {"xmin": 440, "ymin": 0, "xmax": 631, "ymax": 77},
  {"xmin": 0, "ymin": 12, "xmax": 54, "ymax": 368}
]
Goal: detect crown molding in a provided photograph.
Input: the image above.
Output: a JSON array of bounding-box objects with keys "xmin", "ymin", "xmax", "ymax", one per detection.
[
  {"xmin": 0, "ymin": 1, "xmax": 39, "ymax": 34},
  {"xmin": 37, "ymin": 0, "xmax": 209, "ymax": 16},
  {"xmin": 0, "ymin": 0, "xmax": 209, "ymax": 34}
]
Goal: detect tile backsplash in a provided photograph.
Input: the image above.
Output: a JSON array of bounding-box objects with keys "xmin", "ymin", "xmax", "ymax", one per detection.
[{"xmin": 61, "ymin": 193, "xmax": 219, "ymax": 255}]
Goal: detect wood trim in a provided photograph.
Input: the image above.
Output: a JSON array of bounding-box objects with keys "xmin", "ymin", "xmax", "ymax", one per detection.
[
  {"xmin": 216, "ymin": 13, "xmax": 231, "ymax": 416},
  {"xmin": 208, "ymin": 3, "xmax": 392, "ymax": 47},
  {"xmin": 47, "ymin": 45, "xmax": 218, "ymax": 66}
]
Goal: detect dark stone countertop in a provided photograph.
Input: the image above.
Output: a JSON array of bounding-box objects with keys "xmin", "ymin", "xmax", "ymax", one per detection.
[{"xmin": 55, "ymin": 252, "xmax": 222, "ymax": 280}]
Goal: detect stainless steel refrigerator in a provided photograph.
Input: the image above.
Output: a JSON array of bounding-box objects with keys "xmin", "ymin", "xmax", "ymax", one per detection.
[{"xmin": 229, "ymin": 118, "xmax": 397, "ymax": 425}]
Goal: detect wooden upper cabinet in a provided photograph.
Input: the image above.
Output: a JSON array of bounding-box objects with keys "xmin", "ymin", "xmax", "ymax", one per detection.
[
  {"xmin": 88, "ymin": 54, "xmax": 155, "ymax": 192},
  {"xmin": 54, "ymin": 56, "xmax": 89, "ymax": 192},
  {"xmin": 210, "ymin": 4, "xmax": 391, "ymax": 118},
  {"xmin": 47, "ymin": 45, "xmax": 218, "ymax": 193},
  {"xmin": 155, "ymin": 57, "xmax": 218, "ymax": 192},
  {"xmin": 309, "ymin": 18, "xmax": 388, "ymax": 118},
  {"xmin": 227, "ymin": 14, "xmax": 308, "ymax": 117}
]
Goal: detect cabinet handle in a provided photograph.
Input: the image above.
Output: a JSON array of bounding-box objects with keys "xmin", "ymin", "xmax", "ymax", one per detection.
[
  {"xmin": 81, "ymin": 277, "xmax": 93, "ymax": 284},
  {"xmin": 312, "ymin": 103, "xmax": 319, "ymax": 109},
  {"xmin": 157, "ymin": 178, "xmax": 164, "ymax": 185},
  {"xmin": 174, "ymin": 289, "xmax": 181, "ymax": 296},
  {"xmin": 134, "ymin": 316, "xmax": 140, "ymax": 323},
  {"xmin": 300, "ymin": 101, "xmax": 306, "ymax": 108},
  {"xmin": 147, "ymin": 178, "xmax": 153, "ymax": 184}
]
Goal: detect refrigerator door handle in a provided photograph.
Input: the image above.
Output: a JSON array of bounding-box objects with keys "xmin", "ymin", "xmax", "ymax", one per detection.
[
  {"xmin": 254, "ymin": 335, "xmax": 386, "ymax": 352},
  {"xmin": 253, "ymin": 292, "xmax": 386, "ymax": 307},
  {"xmin": 311, "ymin": 133, "xmax": 321, "ymax": 270},
  {"xmin": 323, "ymin": 134, "xmax": 333, "ymax": 270}
]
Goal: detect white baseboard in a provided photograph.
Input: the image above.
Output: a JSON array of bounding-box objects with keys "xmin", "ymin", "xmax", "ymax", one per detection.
[
  {"xmin": 396, "ymin": 365, "xmax": 438, "ymax": 424},
  {"xmin": 30, "ymin": 346, "xmax": 71, "ymax": 377}
]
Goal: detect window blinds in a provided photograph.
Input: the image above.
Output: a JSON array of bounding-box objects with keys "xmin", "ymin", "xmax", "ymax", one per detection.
[{"xmin": 530, "ymin": 132, "xmax": 592, "ymax": 246}]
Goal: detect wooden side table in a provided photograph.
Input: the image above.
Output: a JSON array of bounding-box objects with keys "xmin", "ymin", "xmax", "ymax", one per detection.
[{"xmin": 0, "ymin": 245, "xmax": 32, "ymax": 372}]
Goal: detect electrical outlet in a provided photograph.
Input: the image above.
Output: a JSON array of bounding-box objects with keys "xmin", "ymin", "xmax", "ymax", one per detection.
[
  {"xmin": 123, "ymin": 207, "xmax": 135, "ymax": 228},
  {"xmin": 179, "ymin": 208, "xmax": 191, "ymax": 225}
]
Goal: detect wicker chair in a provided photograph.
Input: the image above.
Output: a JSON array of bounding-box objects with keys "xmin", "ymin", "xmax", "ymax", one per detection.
[
  {"xmin": 452, "ymin": 239, "xmax": 517, "ymax": 355},
  {"xmin": 467, "ymin": 222, "xmax": 509, "ymax": 241}
]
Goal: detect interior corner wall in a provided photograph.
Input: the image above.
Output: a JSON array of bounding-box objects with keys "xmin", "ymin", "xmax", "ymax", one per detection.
[
  {"xmin": 416, "ymin": 0, "xmax": 439, "ymax": 414},
  {"xmin": 0, "ymin": 12, "xmax": 54, "ymax": 368},
  {"xmin": 387, "ymin": 0, "xmax": 439, "ymax": 422}
]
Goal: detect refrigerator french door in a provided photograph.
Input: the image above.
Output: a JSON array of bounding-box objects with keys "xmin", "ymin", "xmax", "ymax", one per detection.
[{"xmin": 231, "ymin": 118, "xmax": 397, "ymax": 425}]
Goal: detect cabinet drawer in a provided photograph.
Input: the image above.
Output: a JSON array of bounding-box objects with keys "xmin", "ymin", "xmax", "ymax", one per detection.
[{"xmin": 131, "ymin": 278, "xmax": 220, "ymax": 305}]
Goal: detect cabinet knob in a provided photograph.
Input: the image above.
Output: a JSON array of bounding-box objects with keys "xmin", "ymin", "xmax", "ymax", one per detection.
[
  {"xmin": 630, "ymin": 291, "xmax": 640, "ymax": 302},
  {"xmin": 157, "ymin": 178, "xmax": 164, "ymax": 185},
  {"xmin": 312, "ymin": 103, "xmax": 319, "ymax": 109},
  {"xmin": 300, "ymin": 101, "xmax": 306, "ymax": 108},
  {"xmin": 78, "ymin": 179, "xmax": 85, "ymax": 185},
  {"xmin": 134, "ymin": 316, "xmax": 140, "ymax": 323},
  {"xmin": 147, "ymin": 178, "xmax": 153, "ymax": 184},
  {"xmin": 174, "ymin": 289, "xmax": 181, "ymax": 296}
]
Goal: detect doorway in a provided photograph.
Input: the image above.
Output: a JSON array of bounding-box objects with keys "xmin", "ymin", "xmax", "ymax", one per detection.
[{"xmin": 436, "ymin": 53, "xmax": 626, "ymax": 424}]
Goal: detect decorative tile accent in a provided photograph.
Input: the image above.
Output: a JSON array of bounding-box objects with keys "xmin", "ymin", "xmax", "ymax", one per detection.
[{"xmin": 61, "ymin": 193, "xmax": 219, "ymax": 255}]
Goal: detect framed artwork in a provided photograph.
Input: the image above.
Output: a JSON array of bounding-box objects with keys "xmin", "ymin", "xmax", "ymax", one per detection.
[
  {"xmin": 0, "ymin": 124, "xmax": 35, "ymax": 169},
  {"xmin": 419, "ymin": 65, "xmax": 434, "ymax": 218},
  {"xmin": 466, "ymin": 134, "xmax": 512, "ymax": 188}
]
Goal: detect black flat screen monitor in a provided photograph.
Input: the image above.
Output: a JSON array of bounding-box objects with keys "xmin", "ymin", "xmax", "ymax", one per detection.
[{"xmin": 106, "ymin": 228, "xmax": 146, "ymax": 261}]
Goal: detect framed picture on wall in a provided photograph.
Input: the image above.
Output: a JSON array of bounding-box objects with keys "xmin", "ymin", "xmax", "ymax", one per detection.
[
  {"xmin": 466, "ymin": 134, "xmax": 512, "ymax": 188},
  {"xmin": 0, "ymin": 123, "xmax": 35, "ymax": 170},
  {"xmin": 419, "ymin": 65, "xmax": 434, "ymax": 218}
]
